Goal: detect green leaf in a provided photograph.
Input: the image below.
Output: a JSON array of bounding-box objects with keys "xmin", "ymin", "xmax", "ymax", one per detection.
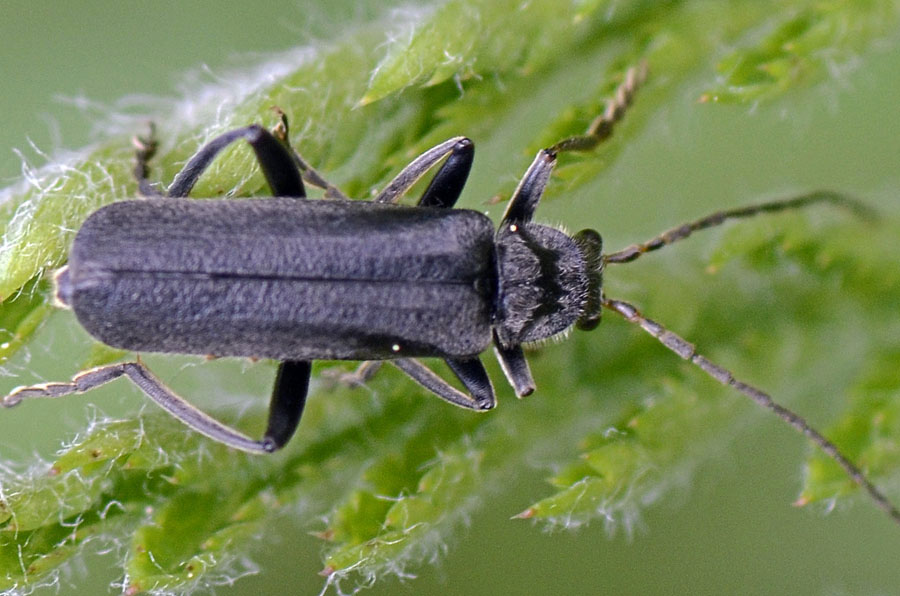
[
  {"xmin": 701, "ymin": 0, "xmax": 899, "ymax": 103},
  {"xmin": 690, "ymin": 208, "xmax": 900, "ymax": 510},
  {"xmin": 520, "ymin": 378, "xmax": 737, "ymax": 526},
  {"xmin": 800, "ymin": 350, "xmax": 900, "ymax": 505},
  {"xmin": 0, "ymin": 276, "xmax": 52, "ymax": 364}
]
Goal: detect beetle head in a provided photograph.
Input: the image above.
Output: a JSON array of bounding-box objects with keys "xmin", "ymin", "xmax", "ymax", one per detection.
[{"xmin": 493, "ymin": 223, "xmax": 603, "ymax": 346}]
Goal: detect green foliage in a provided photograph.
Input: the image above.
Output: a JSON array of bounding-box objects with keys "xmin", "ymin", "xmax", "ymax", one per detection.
[
  {"xmin": 702, "ymin": 0, "xmax": 899, "ymax": 103},
  {"xmin": 2, "ymin": 0, "xmax": 899, "ymax": 593},
  {"xmin": 708, "ymin": 212, "xmax": 900, "ymax": 505},
  {"xmin": 520, "ymin": 378, "xmax": 737, "ymax": 527},
  {"xmin": 801, "ymin": 350, "xmax": 900, "ymax": 505},
  {"xmin": 0, "ymin": 277, "xmax": 52, "ymax": 364}
]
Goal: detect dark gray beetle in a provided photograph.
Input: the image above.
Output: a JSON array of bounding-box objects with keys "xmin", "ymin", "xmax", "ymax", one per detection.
[
  {"xmin": 4, "ymin": 66, "xmax": 900, "ymax": 527},
  {"xmin": 15, "ymin": 123, "xmax": 599, "ymax": 454},
  {"xmin": 1, "ymin": 64, "xmax": 647, "ymax": 455}
]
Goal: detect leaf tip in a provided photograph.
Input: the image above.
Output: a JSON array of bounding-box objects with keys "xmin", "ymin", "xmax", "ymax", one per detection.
[
  {"xmin": 356, "ymin": 94, "xmax": 378, "ymax": 108},
  {"xmin": 793, "ymin": 495, "xmax": 811, "ymax": 507},
  {"xmin": 310, "ymin": 528, "xmax": 335, "ymax": 541},
  {"xmin": 512, "ymin": 507, "xmax": 536, "ymax": 520}
]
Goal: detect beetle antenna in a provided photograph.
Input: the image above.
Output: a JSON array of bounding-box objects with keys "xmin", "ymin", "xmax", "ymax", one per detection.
[
  {"xmin": 547, "ymin": 61, "xmax": 649, "ymax": 155},
  {"xmin": 603, "ymin": 190, "xmax": 874, "ymax": 266},
  {"xmin": 601, "ymin": 296, "xmax": 900, "ymax": 526}
]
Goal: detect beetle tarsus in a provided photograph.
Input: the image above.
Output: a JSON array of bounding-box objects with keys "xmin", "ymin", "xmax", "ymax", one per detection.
[
  {"xmin": 272, "ymin": 109, "xmax": 351, "ymax": 200},
  {"xmin": 321, "ymin": 361, "xmax": 384, "ymax": 389},
  {"xmin": 133, "ymin": 122, "xmax": 162, "ymax": 197},
  {"xmin": 3, "ymin": 361, "xmax": 278, "ymax": 454}
]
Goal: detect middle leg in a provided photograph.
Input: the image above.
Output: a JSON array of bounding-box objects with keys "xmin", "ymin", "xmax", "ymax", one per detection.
[
  {"xmin": 374, "ymin": 137, "xmax": 474, "ymax": 206},
  {"xmin": 393, "ymin": 357, "xmax": 495, "ymax": 411},
  {"xmin": 332, "ymin": 135, "xmax": 477, "ymax": 389}
]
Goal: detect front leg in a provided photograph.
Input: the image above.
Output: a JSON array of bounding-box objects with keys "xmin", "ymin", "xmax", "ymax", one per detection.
[
  {"xmin": 501, "ymin": 62, "xmax": 648, "ymax": 226},
  {"xmin": 374, "ymin": 137, "xmax": 474, "ymax": 207}
]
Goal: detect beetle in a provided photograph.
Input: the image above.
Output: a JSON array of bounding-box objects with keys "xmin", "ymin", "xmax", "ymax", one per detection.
[{"xmin": 3, "ymin": 65, "xmax": 899, "ymax": 525}]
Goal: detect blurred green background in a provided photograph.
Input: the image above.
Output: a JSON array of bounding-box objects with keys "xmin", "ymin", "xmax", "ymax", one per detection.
[{"xmin": 2, "ymin": 1, "xmax": 900, "ymax": 594}]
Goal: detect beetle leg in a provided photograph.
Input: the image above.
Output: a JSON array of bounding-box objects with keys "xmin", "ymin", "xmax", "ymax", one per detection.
[
  {"xmin": 132, "ymin": 123, "xmax": 164, "ymax": 197},
  {"xmin": 501, "ymin": 62, "xmax": 647, "ymax": 226},
  {"xmin": 2, "ymin": 362, "xmax": 276, "ymax": 454},
  {"xmin": 374, "ymin": 137, "xmax": 473, "ymax": 205},
  {"xmin": 444, "ymin": 357, "xmax": 496, "ymax": 408},
  {"xmin": 492, "ymin": 337, "xmax": 535, "ymax": 398},
  {"xmin": 321, "ymin": 361, "xmax": 383, "ymax": 389},
  {"xmin": 167, "ymin": 125, "xmax": 306, "ymax": 198},
  {"xmin": 500, "ymin": 149, "xmax": 557, "ymax": 226},
  {"xmin": 287, "ymin": 148, "xmax": 349, "ymax": 200},
  {"xmin": 392, "ymin": 358, "xmax": 495, "ymax": 411},
  {"xmin": 416, "ymin": 138, "xmax": 474, "ymax": 208},
  {"xmin": 270, "ymin": 110, "xmax": 350, "ymax": 200},
  {"xmin": 262, "ymin": 360, "xmax": 311, "ymax": 452}
]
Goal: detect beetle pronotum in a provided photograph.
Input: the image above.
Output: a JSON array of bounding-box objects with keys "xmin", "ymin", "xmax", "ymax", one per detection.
[{"xmin": 3, "ymin": 64, "xmax": 898, "ymax": 524}]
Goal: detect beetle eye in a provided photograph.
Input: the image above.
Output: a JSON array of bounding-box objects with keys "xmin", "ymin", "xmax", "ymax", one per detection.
[
  {"xmin": 572, "ymin": 229, "xmax": 603, "ymax": 331},
  {"xmin": 576, "ymin": 313, "xmax": 601, "ymax": 331}
]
